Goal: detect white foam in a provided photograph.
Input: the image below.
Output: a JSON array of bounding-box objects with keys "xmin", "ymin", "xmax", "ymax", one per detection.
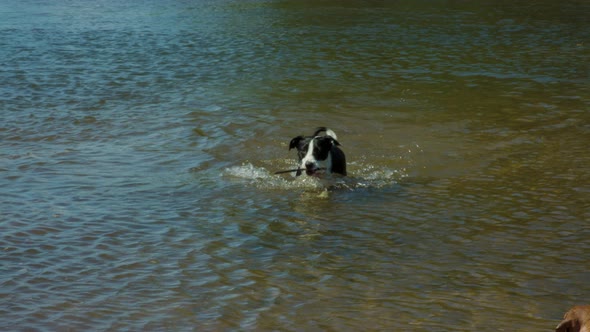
[
  {"xmin": 224, "ymin": 163, "xmax": 270, "ymax": 179},
  {"xmin": 223, "ymin": 163, "xmax": 323, "ymax": 190},
  {"xmin": 223, "ymin": 162, "xmax": 406, "ymax": 191}
]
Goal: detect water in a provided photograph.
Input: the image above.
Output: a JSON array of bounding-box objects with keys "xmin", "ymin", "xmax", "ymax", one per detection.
[{"xmin": 1, "ymin": 0, "xmax": 589, "ymax": 330}]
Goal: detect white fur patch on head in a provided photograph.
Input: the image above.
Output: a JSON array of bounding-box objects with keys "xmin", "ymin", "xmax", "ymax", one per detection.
[
  {"xmin": 300, "ymin": 137, "xmax": 316, "ymax": 170},
  {"xmin": 303, "ymin": 137, "xmax": 315, "ymax": 163}
]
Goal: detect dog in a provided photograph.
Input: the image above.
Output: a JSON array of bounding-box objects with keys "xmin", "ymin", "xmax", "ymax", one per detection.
[
  {"xmin": 556, "ymin": 305, "xmax": 590, "ymax": 332},
  {"xmin": 288, "ymin": 127, "xmax": 346, "ymax": 177}
]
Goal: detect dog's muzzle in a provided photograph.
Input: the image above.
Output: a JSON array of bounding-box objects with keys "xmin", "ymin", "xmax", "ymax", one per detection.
[{"xmin": 305, "ymin": 162, "xmax": 320, "ymax": 176}]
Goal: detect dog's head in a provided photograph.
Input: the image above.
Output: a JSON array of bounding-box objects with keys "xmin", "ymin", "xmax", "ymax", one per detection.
[{"xmin": 289, "ymin": 127, "xmax": 341, "ymax": 176}]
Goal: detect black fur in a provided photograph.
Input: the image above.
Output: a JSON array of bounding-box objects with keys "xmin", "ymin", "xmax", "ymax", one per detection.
[{"xmin": 288, "ymin": 127, "xmax": 347, "ymax": 177}]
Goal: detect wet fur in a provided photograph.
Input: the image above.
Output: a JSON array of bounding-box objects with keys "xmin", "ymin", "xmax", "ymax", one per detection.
[{"xmin": 556, "ymin": 305, "xmax": 590, "ymax": 332}]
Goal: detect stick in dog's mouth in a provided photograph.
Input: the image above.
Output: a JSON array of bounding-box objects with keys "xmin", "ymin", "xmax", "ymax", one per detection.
[
  {"xmin": 274, "ymin": 167, "xmax": 326, "ymax": 175},
  {"xmin": 274, "ymin": 168, "xmax": 304, "ymax": 174}
]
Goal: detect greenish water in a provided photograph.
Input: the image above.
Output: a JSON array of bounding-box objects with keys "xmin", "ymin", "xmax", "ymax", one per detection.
[{"xmin": 1, "ymin": 0, "xmax": 589, "ymax": 330}]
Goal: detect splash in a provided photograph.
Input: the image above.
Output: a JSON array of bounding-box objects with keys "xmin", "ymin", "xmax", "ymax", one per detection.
[
  {"xmin": 224, "ymin": 163, "xmax": 324, "ymax": 190},
  {"xmin": 223, "ymin": 162, "xmax": 405, "ymax": 191},
  {"xmin": 224, "ymin": 163, "xmax": 271, "ymax": 180},
  {"xmin": 350, "ymin": 162, "xmax": 408, "ymax": 188}
]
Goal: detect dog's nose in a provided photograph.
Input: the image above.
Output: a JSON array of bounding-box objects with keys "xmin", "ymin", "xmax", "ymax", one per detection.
[{"xmin": 305, "ymin": 161, "xmax": 314, "ymax": 169}]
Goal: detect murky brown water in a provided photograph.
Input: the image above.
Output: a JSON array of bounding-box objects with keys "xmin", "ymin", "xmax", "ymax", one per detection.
[{"xmin": 1, "ymin": 0, "xmax": 589, "ymax": 330}]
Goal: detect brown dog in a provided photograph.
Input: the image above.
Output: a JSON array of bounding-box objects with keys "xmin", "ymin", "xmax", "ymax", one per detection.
[{"xmin": 556, "ymin": 305, "xmax": 590, "ymax": 332}]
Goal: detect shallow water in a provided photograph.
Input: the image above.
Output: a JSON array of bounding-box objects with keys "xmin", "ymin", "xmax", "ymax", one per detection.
[{"xmin": 1, "ymin": 0, "xmax": 589, "ymax": 330}]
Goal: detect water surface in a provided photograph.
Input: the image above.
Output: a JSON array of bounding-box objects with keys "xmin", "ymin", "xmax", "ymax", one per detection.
[{"xmin": 1, "ymin": 0, "xmax": 589, "ymax": 330}]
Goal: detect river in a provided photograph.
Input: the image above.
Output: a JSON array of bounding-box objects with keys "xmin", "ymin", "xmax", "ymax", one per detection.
[{"xmin": 1, "ymin": 0, "xmax": 589, "ymax": 330}]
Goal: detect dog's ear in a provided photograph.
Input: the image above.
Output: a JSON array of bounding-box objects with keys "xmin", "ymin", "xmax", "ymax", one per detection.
[
  {"xmin": 289, "ymin": 136, "xmax": 304, "ymax": 150},
  {"xmin": 555, "ymin": 318, "xmax": 578, "ymax": 332},
  {"xmin": 313, "ymin": 127, "xmax": 328, "ymax": 136},
  {"xmin": 313, "ymin": 127, "xmax": 338, "ymax": 140}
]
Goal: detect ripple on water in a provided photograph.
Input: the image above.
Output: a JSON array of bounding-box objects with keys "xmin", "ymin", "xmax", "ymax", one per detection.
[{"xmin": 2, "ymin": 0, "xmax": 589, "ymax": 329}]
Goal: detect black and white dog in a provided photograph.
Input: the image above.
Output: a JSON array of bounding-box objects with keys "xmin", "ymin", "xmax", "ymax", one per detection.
[{"xmin": 288, "ymin": 127, "xmax": 347, "ymax": 177}]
